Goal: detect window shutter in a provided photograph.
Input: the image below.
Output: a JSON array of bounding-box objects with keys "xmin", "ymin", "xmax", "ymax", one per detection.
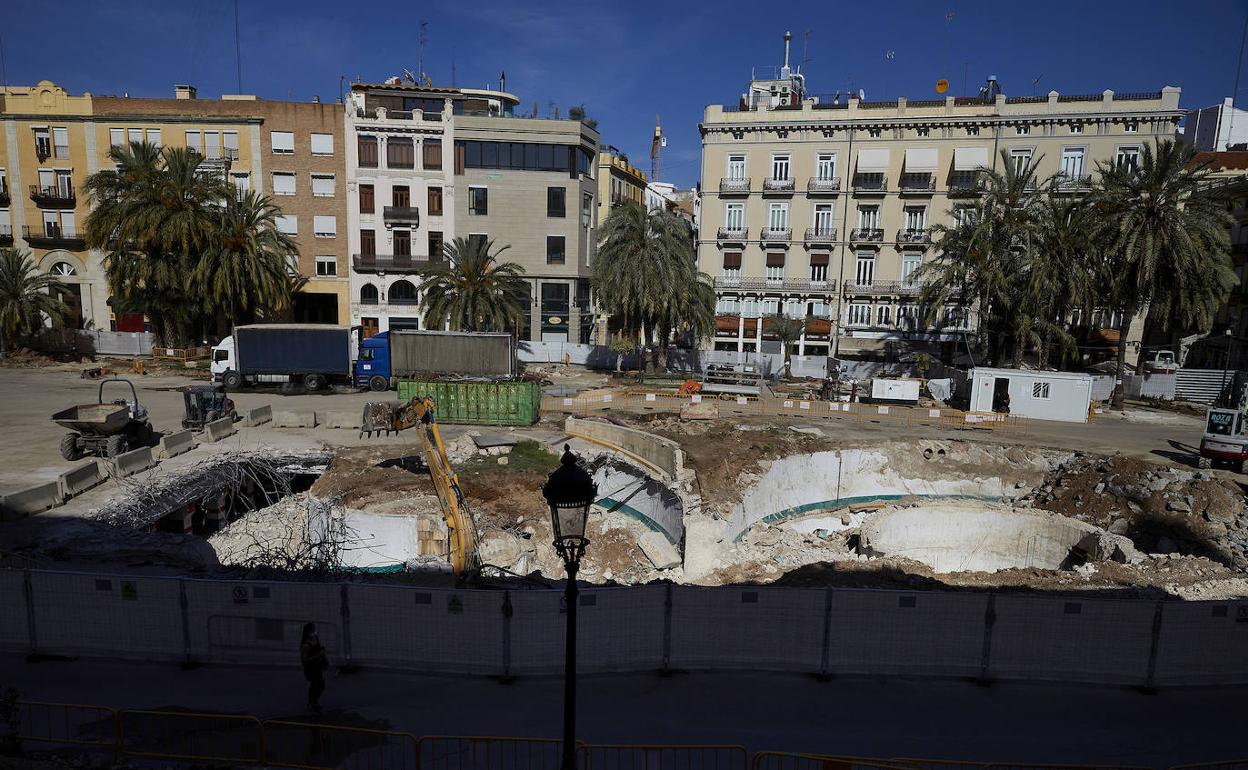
[
  {"xmin": 423, "ymin": 141, "xmax": 442, "ymax": 169},
  {"xmin": 272, "ymin": 173, "xmax": 296, "ymax": 195},
  {"xmin": 359, "ymin": 185, "xmax": 374, "ymax": 213},
  {"xmin": 314, "ymin": 216, "xmax": 337, "ymax": 236},
  {"xmin": 277, "ymin": 215, "xmax": 297, "ymax": 235},
  {"xmin": 809, "ymin": 252, "xmax": 829, "ymax": 266},
  {"xmin": 358, "ymin": 136, "xmax": 378, "ymax": 167},
  {"xmin": 766, "ymin": 252, "xmax": 785, "ymax": 267},
  {"xmin": 310, "ymin": 133, "xmax": 333, "ymax": 155},
  {"xmin": 271, "ymin": 131, "xmax": 294, "ymax": 153},
  {"xmin": 312, "ymin": 175, "xmax": 334, "ymax": 197},
  {"xmin": 722, "ymin": 252, "xmax": 742, "ymax": 269}
]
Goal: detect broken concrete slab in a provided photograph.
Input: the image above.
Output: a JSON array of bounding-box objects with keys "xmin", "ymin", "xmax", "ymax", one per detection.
[
  {"xmin": 638, "ymin": 530, "xmax": 681, "ymax": 570},
  {"xmin": 680, "ymin": 401, "xmax": 720, "ymax": 420},
  {"xmin": 472, "ymin": 432, "xmax": 519, "ymax": 449}
]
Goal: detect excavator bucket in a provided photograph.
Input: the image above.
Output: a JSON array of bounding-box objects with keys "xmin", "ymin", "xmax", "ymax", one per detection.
[{"xmin": 360, "ymin": 401, "xmax": 402, "ymax": 437}]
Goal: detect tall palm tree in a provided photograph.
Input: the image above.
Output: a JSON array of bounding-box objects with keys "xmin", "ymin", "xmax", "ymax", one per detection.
[
  {"xmin": 0, "ymin": 248, "xmax": 67, "ymax": 357},
  {"xmin": 593, "ymin": 203, "xmax": 714, "ymax": 368},
  {"xmin": 1090, "ymin": 139, "xmax": 1236, "ymax": 406},
  {"xmin": 767, "ymin": 312, "xmax": 805, "ymax": 377},
  {"xmin": 1017, "ymin": 197, "xmax": 1099, "ymax": 368},
  {"xmin": 419, "ymin": 237, "xmax": 529, "ymax": 332},
  {"xmin": 195, "ymin": 191, "xmax": 298, "ymax": 325}
]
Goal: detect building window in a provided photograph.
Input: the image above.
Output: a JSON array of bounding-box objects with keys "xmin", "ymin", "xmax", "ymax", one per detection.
[
  {"xmin": 848, "ymin": 303, "xmax": 871, "ymax": 325},
  {"xmin": 856, "ymin": 205, "xmax": 880, "ymax": 231},
  {"xmin": 903, "ymin": 205, "xmax": 927, "ymax": 232},
  {"xmin": 392, "ymin": 185, "xmax": 410, "ymax": 208},
  {"xmin": 916, "ymin": 127, "xmax": 930, "ymax": 137},
  {"xmin": 1116, "ymin": 146, "xmax": 1141, "ymax": 171},
  {"xmin": 429, "ymin": 230, "xmax": 444, "ymax": 260},
  {"xmin": 358, "ymin": 136, "xmax": 378, "ymax": 168},
  {"xmin": 129, "ymin": 128, "xmax": 145, "ymax": 145},
  {"xmin": 1060, "ymin": 148, "xmax": 1085, "ymax": 180},
  {"xmin": 813, "ymin": 203, "xmax": 835, "ymax": 235},
  {"xmin": 770, "ymin": 153, "xmax": 791, "ymax": 181},
  {"xmin": 223, "ymin": 131, "xmax": 239, "ymax": 160},
  {"xmin": 765, "ymin": 252, "xmax": 785, "ymax": 282},
  {"xmin": 310, "ymin": 133, "xmax": 334, "ymax": 156},
  {"xmin": 423, "ymin": 140, "xmax": 442, "ymax": 169},
  {"xmin": 272, "ymin": 172, "xmax": 296, "ymax": 196},
  {"xmin": 1015, "ymin": 125, "xmax": 1030, "ymax": 136},
  {"xmin": 767, "ymin": 202, "xmax": 789, "ymax": 231},
  {"xmin": 149, "ymin": 128, "xmax": 162, "ymax": 147},
  {"xmin": 276, "ymin": 215, "xmax": 297, "ymax": 235},
  {"xmin": 727, "ymin": 154, "xmax": 747, "ymax": 180},
  {"xmin": 468, "ymin": 233, "xmax": 488, "ymax": 251},
  {"xmin": 33, "ymin": 128, "xmax": 51, "ymax": 160},
  {"xmin": 809, "ymin": 254, "xmax": 829, "ymax": 283},
  {"xmin": 185, "ymin": 130, "xmax": 202, "ymax": 155},
  {"xmin": 902, "ymin": 254, "xmax": 921, "ymax": 284},
  {"xmin": 313, "ymin": 216, "xmax": 337, "ymax": 238},
  {"xmin": 469, "ymin": 186, "xmax": 488, "ymax": 215},
  {"xmin": 109, "ymin": 128, "xmax": 125, "ymax": 149},
  {"xmin": 582, "ymin": 193, "xmax": 593, "ymax": 228},
  {"xmin": 394, "ymin": 230, "xmax": 412, "ymax": 256},
  {"xmin": 360, "ymin": 284, "xmax": 379, "ymax": 305},
  {"xmin": 725, "ymin": 203, "xmax": 744, "ymax": 231},
  {"xmin": 231, "ymin": 172, "xmax": 250, "ymax": 197},
  {"xmin": 428, "ymin": 186, "xmax": 443, "ymax": 216},
  {"xmin": 877, "ymin": 305, "xmax": 892, "ymax": 325},
  {"xmin": 204, "ymin": 131, "xmax": 221, "ymax": 160},
  {"xmin": 360, "ymin": 229, "xmax": 376, "ymax": 256},
  {"xmin": 722, "ymin": 251, "xmax": 742, "ymax": 280},
  {"xmin": 1124, "ymin": 122, "xmax": 1138, "ymax": 133},
  {"xmin": 1032, "ymin": 381, "xmax": 1051, "ymax": 399},
  {"xmin": 315, "ymin": 256, "xmax": 337, "ymax": 276},
  {"xmin": 387, "ymin": 137, "xmax": 415, "ymax": 169},
  {"xmin": 359, "ymin": 184, "xmax": 375, "ymax": 214},
  {"xmin": 547, "ymin": 235, "xmax": 566, "ymax": 264},
  {"xmin": 1009, "ymin": 149, "xmax": 1033, "ymax": 176},
  {"xmin": 762, "ymin": 299, "xmax": 780, "ymax": 316},
  {"xmin": 816, "ymin": 153, "xmax": 836, "ymax": 181},
  {"xmin": 311, "ymin": 174, "xmax": 335, "ymax": 197},
  {"xmin": 855, "ymin": 253, "xmax": 875, "ymax": 285},
  {"xmin": 548, "ymin": 187, "xmax": 566, "ymax": 217},
  {"xmin": 52, "ymin": 127, "xmax": 69, "ymax": 159},
  {"xmin": 1070, "ymin": 123, "xmax": 1083, "ymax": 135},
  {"xmin": 952, "ymin": 205, "xmax": 978, "ymax": 227},
  {"xmin": 867, "ymin": 128, "xmax": 882, "ymax": 138},
  {"xmin": 271, "ymin": 131, "xmax": 294, "ymax": 154}
]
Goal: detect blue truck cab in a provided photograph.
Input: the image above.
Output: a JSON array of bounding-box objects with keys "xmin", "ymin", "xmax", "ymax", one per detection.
[{"xmin": 355, "ymin": 332, "xmax": 393, "ymax": 391}]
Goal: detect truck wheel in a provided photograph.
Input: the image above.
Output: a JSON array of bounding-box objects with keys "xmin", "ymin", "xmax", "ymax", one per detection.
[
  {"xmin": 303, "ymin": 374, "xmax": 327, "ymax": 391},
  {"xmin": 60, "ymin": 433, "xmax": 84, "ymax": 461},
  {"xmin": 368, "ymin": 375, "xmax": 389, "ymax": 392},
  {"xmin": 223, "ymin": 371, "xmax": 243, "ymax": 389},
  {"xmin": 106, "ymin": 435, "xmax": 128, "ymax": 458}
]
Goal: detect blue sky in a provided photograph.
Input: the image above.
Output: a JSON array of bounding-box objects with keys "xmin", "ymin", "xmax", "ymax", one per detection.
[{"xmin": 4, "ymin": 0, "xmax": 1246, "ymax": 187}]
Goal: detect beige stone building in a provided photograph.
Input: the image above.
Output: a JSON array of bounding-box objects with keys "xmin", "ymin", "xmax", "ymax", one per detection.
[
  {"xmin": 597, "ymin": 149, "xmax": 647, "ymax": 225},
  {"xmin": 1, "ymin": 81, "xmax": 349, "ymax": 333},
  {"xmin": 697, "ymin": 44, "xmax": 1183, "ymax": 364}
]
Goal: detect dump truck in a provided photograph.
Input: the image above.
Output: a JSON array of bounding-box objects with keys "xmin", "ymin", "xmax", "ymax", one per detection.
[
  {"xmin": 212, "ymin": 324, "xmax": 355, "ymax": 391},
  {"xmin": 355, "ymin": 330, "xmax": 517, "ymax": 391}
]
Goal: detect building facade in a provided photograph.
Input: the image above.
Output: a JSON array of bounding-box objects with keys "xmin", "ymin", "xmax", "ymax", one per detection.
[
  {"xmin": 697, "ymin": 56, "xmax": 1182, "ymax": 363},
  {"xmin": 1184, "ymin": 98, "xmax": 1248, "ymax": 152},
  {"xmin": 597, "ymin": 150, "xmax": 646, "ymax": 225},
  {"xmin": 345, "ymin": 80, "xmax": 600, "ymax": 342},
  {"xmin": 1, "ymin": 81, "xmax": 349, "ymax": 332}
]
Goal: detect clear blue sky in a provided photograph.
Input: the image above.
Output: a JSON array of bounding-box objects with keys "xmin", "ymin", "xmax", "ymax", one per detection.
[{"xmin": 4, "ymin": 0, "xmax": 1247, "ymax": 187}]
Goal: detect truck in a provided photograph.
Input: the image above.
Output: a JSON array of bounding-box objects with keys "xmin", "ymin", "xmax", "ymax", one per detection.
[
  {"xmin": 354, "ymin": 330, "xmax": 516, "ymax": 391},
  {"xmin": 1198, "ymin": 407, "xmax": 1248, "ymax": 472},
  {"xmin": 212, "ymin": 324, "xmax": 355, "ymax": 391}
]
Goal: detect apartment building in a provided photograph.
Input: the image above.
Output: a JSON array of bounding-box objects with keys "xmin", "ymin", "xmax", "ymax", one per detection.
[
  {"xmin": 697, "ymin": 37, "xmax": 1183, "ymax": 363},
  {"xmin": 345, "ymin": 80, "xmax": 600, "ymax": 342},
  {"xmin": 597, "ymin": 149, "xmax": 646, "ymax": 226},
  {"xmin": 0, "ymin": 80, "xmax": 349, "ymax": 332}
]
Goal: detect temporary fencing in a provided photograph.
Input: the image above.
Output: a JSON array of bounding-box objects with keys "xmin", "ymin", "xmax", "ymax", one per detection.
[
  {"xmin": 541, "ymin": 393, "xmax": 1028, "ymax": 436},
  {"xmin": 4, "ymin": 568, "xmax": 1248, "ymax": 689},
  {"xmin": 418, "ymin": 735, "xmax": 569, "ymax": 770},
  {"xmin": 118, "ymin": 709, "xmax": 263, "ymax": 765},
  {"xmin": 579, "ymin": 744, "xmax": 748, "ymax": 770},
  {"xmin": 16, "ymin": 700, "xmax": 117, "ymax": 754},
  {"xmin": 266, "ymin": 719, "xmax": 419, "ymax": 770}
]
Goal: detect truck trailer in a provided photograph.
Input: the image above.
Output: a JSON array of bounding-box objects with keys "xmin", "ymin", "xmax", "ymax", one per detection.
[
  {"xmin": 212, "ymin": 324, "xmax": 355, "ymax": 391},
  {"xmin": 355, "ymin": 330, "xmax": 516, "ymax": 391}
]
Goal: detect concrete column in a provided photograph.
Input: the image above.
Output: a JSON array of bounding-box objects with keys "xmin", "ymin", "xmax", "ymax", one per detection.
[{"xmin": 737, "ymin": 313, "xmax": 745, "ymax": 354}]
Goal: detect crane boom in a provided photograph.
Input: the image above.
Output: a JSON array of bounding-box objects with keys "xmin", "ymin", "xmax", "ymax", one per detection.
[{"xmin": 361, "ymin": 397, "xmax": 479, "ymax": 575}]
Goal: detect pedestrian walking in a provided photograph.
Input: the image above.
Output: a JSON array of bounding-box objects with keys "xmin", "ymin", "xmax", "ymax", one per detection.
[{"xmin": 300, "ymin": 623, "xmax": 329, "ymax": 714}]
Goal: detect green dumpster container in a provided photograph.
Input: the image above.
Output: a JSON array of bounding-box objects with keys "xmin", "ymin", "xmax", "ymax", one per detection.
[{"xmin": 396, "ymin": 380, "xmax": 541, "ymax": 426}]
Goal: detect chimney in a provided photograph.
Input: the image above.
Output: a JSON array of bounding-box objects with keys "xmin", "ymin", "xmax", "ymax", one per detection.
[
  {"xmin": 312, "ymin": 95, "xmax": 320, "ymax": 104},
  {"xmin": 175, "ymin": 84, "xmax": 197, "ymax": 100}
]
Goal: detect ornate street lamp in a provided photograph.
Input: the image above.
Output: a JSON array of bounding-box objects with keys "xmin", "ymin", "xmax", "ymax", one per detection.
[{"xmin": 543, "ymin": 444, "xmax": 597, "ymax": 770}]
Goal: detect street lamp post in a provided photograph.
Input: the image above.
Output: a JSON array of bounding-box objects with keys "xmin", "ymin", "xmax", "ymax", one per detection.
[
  {"xmin": 1224, "ymin": 328, "xmax": 1235, "ymax": 407},
  {"xmin": 543, "ymin": 445, "xmax": 597, "ymax": 770}
]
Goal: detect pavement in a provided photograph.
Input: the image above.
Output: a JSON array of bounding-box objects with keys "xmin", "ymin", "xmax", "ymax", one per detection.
[{"xmin": 2, "ymin": 655, "xmax": 1246, "ymax": 766}]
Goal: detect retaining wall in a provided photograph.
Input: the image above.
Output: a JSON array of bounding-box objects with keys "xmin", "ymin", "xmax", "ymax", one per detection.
[
  {"xmin": 158, "ymin": 430, "xmax": 195, "ymax": 459},
  {"xmin": 565, "ymin": 417, "xmax": 684, "ymax": 482},
  {"xmin": 592, "ymin": 460, "xmax": 684, "ymax": 546}
]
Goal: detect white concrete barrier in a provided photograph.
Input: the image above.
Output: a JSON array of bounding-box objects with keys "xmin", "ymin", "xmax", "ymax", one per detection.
[
  {"xmin": 244, "ymin": 405, "xmax": 272, "ymax": 426},
  {"xmin": 273, "ymin": 410, "xmax": 317, "ymax": 428},
  {"xmin": 0, "ymin": 481, "xmax": 65, "ymax": 519},
  {"xmin": 320, "ymin": 411, "xmax": 360, "ymax": 429},
  {"xmin": 111, "ymin": 446, "xmax": 155, "ymax": 478},
  {"xmin": 203, "ymin": 417, "xmax": 237, "ymax": 443},
  {"xmin": 58, "ymin": 461, "xmax": 105, "ymax": 498},
  {"xmin": 158, "ymin": 429, "xmax": 195, "ymax": 459}
]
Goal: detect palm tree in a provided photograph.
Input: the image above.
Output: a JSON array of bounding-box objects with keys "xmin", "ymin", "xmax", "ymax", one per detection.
[
  {"xmin": 1017, "ymin": 197, "xmax": 1099, "ymax": 368},
  {"xmin": 419, "ymin": 237, "xmax": 529, "ymax": 332},
  {"xmin": 195, "ymin": 191, "xmax": 298, "ymax": 326},
  {"xmin": 1089, "ymin": 139, "xmax": 1236, "ymax": 406},
  {"xmin": 767, "ymin": 312, "xmax": 805, "ymax": 377},
  {"xmin": 0, "ymin": 248, "xmax": 68, "ymax": 357},
  {"xmin": 593, "ymin": 202, "xmax": 714, "ymax": 369}
]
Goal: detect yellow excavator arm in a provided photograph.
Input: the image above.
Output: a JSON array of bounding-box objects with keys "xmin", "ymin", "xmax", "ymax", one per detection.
[{"xmin": 361, "ymin": 397, "xmax": 479, "ymax": 576}]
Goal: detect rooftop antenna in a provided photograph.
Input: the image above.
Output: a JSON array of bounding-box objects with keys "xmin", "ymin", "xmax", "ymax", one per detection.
[
  {"xmin": 233, "ymin": 0, "xmax": 243, "ymax": 92},
  {"xmin": 1229, "ymin": 12, "xmax": 1248, "ymax": 145},
  {"xmin": 0, "ymin": 31, "xmax": 7, "ymax": 91},
  {"xmin": 801, "ymin": 29, "xmax": 812, "ymax": 73},
  {"xmin": 417, "ymin": 19, "xmax": 429, "ymax": 83},
  {"xmin": 651, "ymin": 114, "xmax": 664, "ymax": 181},
  {"xmin": 451, "ymin": 59, "xmax": 457, "ymax": 87},
  {"xmin": 1031, "ymin": 74, "xmax": 1043, "ymax": 96},
  {"xmin": 781, "ymin": 31, "xmax": 792, "ymax": 78}
]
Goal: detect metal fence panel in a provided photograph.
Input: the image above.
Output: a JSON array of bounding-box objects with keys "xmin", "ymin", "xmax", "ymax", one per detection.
[
  {"xmin": 509, "ymin": 586, "xmax": 666, "ymax": 675},
  {"xmin": 119, "ymin": 710, "xmax": 262, "ymax": 765},
  {"xmin": 828, "ymin": 590, "xmax": 987, "ymax": 677},
  {"xmin": 579, "ymin": 744, "xmax": 748, "ymax": 770},
  {"xmin": 989, "ymin": 596, "xmax": 1154, "ymax": 684},
  {"xmin": 264, "ymin": 719, "xmax": 418, "ymax": 770},
  {"xmin": 29, "ymin": 571, "xmax": 183, "ymax": 660},
  {"xmin": 0, "ymin": 569, "xmax": 29, "ymax": 651},
  {"xmin": 17, "ymin": 701, "xmax": 118, "ymax": 752},
  {"xmin": 185, "ymin": 578, "xmax": 342, "ymax": 665},
  {"xmin": 349, "ymin": 585, "xmax": 506, "ymax": 675},
  {"xmin": 418, "ymin": 735, "xmax": 566, "ymax": 770},
  {"xmin": 1153, "ymin": 600, "xmax": 1248, "ymax": 686},
  {"xmin": 669, "ymin": 586, "xmax": 824, "ymax": 671}
]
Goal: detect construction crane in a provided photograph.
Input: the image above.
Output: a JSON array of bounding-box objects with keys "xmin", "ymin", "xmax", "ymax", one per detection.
[
  {"xmin": 650, "ymin": 114, "xmax": 665, "ymax": 181},
  {"xmin": 360, "ymin": 397, "xmax": 479, "ymax": 576}
]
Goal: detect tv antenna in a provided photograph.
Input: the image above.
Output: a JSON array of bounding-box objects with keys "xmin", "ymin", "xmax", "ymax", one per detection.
[
  {"xmin": 801, "ymin": 29, "xmax": 812, "ymax": 72},
  {"xmin": 651, "ymin": 114, "xmax": 665, "ymax": 181},
  {"xmin": 417, "ymin": 19, "xmax": 429, "ymax": 83}
]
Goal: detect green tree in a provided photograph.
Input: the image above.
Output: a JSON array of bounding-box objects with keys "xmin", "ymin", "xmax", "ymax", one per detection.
[
  {"xmin": 1016, "ymin": 197, "xmax": 1099, "ymax": 368},
  {"xmin": 593, "ymin": 202, "xmax": 715, "ymax": 369},
  {"xmin": 767, "ymin": 312, "xmax": 805, "ymax": 377},
  {"xmin": 195, "ymin": 191, "xmax": 298, "ymax": 326},
  {"xmin": 0, "ymin": 248, "xmax": 67, "ymax": 357},
  {"xmin": 1090, "ymin": 139, "xmax": 1236, "ymax": 406},
  {"xmin": 608, "ymin": 334, "xmax": 633, "ymax": 374},
  {"xmin": 419, "ymin": 237, "xmax": 529, "ymax": 332}
]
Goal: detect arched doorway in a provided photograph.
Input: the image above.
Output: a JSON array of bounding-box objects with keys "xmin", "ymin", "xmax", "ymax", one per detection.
[{"xmin": 49, "ymin": 261, "xmax": 84, "ymax": 329}]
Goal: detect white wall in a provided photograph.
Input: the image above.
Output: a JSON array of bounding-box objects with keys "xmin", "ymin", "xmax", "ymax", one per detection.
[{"xmin": 968, "ymin": 370, "xmax": 1091, "ymax": 423}]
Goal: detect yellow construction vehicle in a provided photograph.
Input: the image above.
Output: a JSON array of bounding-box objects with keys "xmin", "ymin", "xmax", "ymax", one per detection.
[{"xmin": 360, "ymin": 397, "xmax": 479, "ymax": 576}]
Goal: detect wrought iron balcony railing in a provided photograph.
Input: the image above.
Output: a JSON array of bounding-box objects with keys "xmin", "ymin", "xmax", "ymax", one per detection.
[
  {"xmin": 807, "ymin": 177, "xmax": 841, "ymax": 193},
  {"xmin": 804, "ymin": 227, "xmax": 837, "ymax": 243},
  {"xmin": 850, "ymin": 228, "xmax": 884, "ymax": 242},
  {"xmin": 719, "ymin": 178, "xmax": 750, "ymax": 194}
]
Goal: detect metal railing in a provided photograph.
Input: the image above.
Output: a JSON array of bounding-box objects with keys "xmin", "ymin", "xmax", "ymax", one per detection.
[
  {"xmin": 0, "ymin": 224, "xmax": 11, "ymax": 241},
  {"xmin": 384, "ymin": 205, "xmax": 422, "ymax": 224},
  {"xmin": 353, "ymin": 253, "xmax": 429, "ymax": 273},
  {"xmin": 714, "ymin": 276, "xmax": 837, "ymax": 293},
  {"xmin": 29, "ymin": 185, "xmax": 76, "ymax": 206},
  {"xmin": 897, "ymin": 228, "xmax": 932, "ymax": 244},
  {"xmin": 845, "ymin": 280, "xmax": 912, "ymax": 295},
  {"xmin": 716, "ymin": 227, "xmax": 748, "ymax": 241},
  {"xmin": 760, "ymin": 227, "xmax": 791, "ymax": 242},
  {"xmin": 804, "ymin": 227, "xmax": 837, "ymax": 243},
  {"xmin": 850, "ymin": 227, "xmax": 884, "ymax": 242},
  {"xmin": 22, "ymin": 224, "xmax": 85, "ymax": 245},
  {"xmin": 852, "ymin": 175, "xmax": 888, "ymax": 192},
  {"xmin": 762, "ymin": 178, "xmax": 795, "ymax": 193},
  {"xmin": 899, "ymin": 174, "xmax": 936, "ymax": 192},
  {"xmin": 0, "ymin": 185, "xmax": 9, "ymax": 206},
  {"xmin": 1054, "ymin": 174, "xmax": 1093, "ymax": 192},
  {"xmin": 807, "ymin": 177, "xmax": 841, "ymax": 193},
  {"xmin": 719, "ymin": 178, "xmax": 750, "ymax": 194}
]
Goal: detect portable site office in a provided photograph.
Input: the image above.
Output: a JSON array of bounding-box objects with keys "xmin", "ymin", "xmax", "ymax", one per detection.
[{"xmin": 966, "ymin": 367, "xmax": 1092, "ymax": 423}]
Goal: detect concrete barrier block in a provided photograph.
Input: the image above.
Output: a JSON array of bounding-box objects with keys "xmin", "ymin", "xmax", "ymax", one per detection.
[
  {"xmin": 245, "ymin": 404, "xmax": 272, "ymax": 426},
  {"xmin": 58, "ymin": 461, "xmax": 105, "ymax": 498},
  {"xmin": 112, "ymin": 446, "xmax": 155, "ymax": 478},
  {"xmin": 0, "ymin": 481, "xmax": 65, "ymax": 520},
  {"xmin": 321, "ymin": 411, "xmax": 361, "ymax": 429},
  {"xmin": 159, "ymin": 429, "xmax": 196, "ymax": 459},
  {"xmin": 203, "ymin": 417, "xmax": 238, "ymax": 443},
  {"xmin": 273, "ymin": 410, "xmax": 317, "ymax": 428}
]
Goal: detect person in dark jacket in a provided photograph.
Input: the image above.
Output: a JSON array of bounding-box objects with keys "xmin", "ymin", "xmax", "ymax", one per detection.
[{"xmin": 300, "ymin": 623, "xmax": 328, "ymax": 714}]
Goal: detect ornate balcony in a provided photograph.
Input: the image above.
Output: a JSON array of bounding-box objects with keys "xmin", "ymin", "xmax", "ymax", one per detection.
[
  {"xmin": 713, "ymin": 276, "xmax": 837, "ymax": 293},
  {"xmin": 850, "ymin": 228, "xmax": 884, "ymax": 242},
  {"xmin": 897, "ymin": 228, "xmax": 933, "ymax": 245},
  {"xmin": 852, "ymin": 174, "xmax": 887, "ymax": 194},
  {"xmin": 352, "ymin": 253, "xmax": 429, "ymax": 274},
  {"xmin": 804, "ymin": 227, "xmax": 837, "ymax": 244},
  {"xmin": 899, "ymin": 173, "xmax": 936, "ymax": 194},
  {"xmin": 1054, "ymin": 174, "xmax": 1093, "ymax": 193},
  {"xmin": 762, "ymin": 177, "xmax": 795, "ymax": 194},
  {"xmin": 29, "ymin": 185, "xmax": 76, "ymax": 208},
  {"xmin": 23, "ymin": 224, "xmax": 85, "ymax": 249},
  {"xmin": 807, "ymin": 177, "xmax": 841, "ymax": 194},
  {"xmin": 719, "ymin": 178, "xmax": 751, "ymax": 195},
  {"xmin": 383, "ymin": 206, "xmax": 421, "ymax": 227},
  {"xmin": 716, "ymin": 227, "xmax": 748, "ymax": 242},
  {"xmin": 0, "ymin": 225, "xmax": 11, "ymax": 245},
  {"xmin": 760, "ymin": 227, "xmax": 792, "ymax": 243}
]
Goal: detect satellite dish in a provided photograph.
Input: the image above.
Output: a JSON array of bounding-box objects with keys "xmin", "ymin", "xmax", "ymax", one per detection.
[{"xmin": 936, "ymin": 79, "xmax": 950, "ymax": 94}]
